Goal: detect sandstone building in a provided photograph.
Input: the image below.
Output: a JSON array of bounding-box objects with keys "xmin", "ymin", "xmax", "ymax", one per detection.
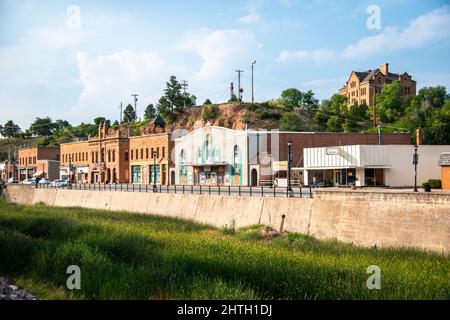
[{"xmin": 338, "ymin": 63, "xmax": 416, "ymax": 125}]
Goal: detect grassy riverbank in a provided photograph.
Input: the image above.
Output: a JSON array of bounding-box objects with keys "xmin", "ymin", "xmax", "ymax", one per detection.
[{"xmin": 0, "ymin": 200, "xmax": 448, "ymax": 300}]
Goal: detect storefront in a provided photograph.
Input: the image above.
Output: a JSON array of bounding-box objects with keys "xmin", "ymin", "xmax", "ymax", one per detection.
[
  {"xmin": 303, "ymin": 144, "xmax": 449, "ymax": 187},
  {"xmin": 175, "ymin": 125, "xmax": 248, "ymax": 186}
]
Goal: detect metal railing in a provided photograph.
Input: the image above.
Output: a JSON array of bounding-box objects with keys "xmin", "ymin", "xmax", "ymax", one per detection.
[{"xmin": 36, "ymin": 182, "xmax": 314, "ymax": 198}]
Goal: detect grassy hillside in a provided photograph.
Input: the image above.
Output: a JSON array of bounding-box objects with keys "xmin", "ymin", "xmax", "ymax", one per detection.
[{"xmin": 0, "ymin": 200, "xmax": 448, "ymax": 300}]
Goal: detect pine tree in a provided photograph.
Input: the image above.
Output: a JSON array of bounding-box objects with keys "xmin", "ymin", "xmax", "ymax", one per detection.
[{"xmin": 123, "ymin": 104, "xmax": 137, "ymax": 123}]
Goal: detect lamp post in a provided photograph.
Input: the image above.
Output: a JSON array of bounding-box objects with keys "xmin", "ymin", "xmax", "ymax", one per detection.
[
  {"xmin": 269, "ymin": 152, "xmax": 273, "ymax": 188},
  {"xmin": 287, "ymin": 140, "xmax": 293, "ymax": 197},
  {"xmin": 251, "ymin": 60, "xmax": 256, "ymax": 103},
  {"xmin": 413, "ymin": 145, "xmax": 419, "ymax": 192},
  {"xmin": 152, "ymin": 150, "xmax": 157, "ymax": 192}
]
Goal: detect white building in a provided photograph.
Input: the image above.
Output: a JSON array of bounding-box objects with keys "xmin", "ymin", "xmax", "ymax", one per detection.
[
  {"xmin": 174, "ymin": 124, "xmax": 248, "ymax": 186},
  {"xmin": 304, "ymin": 145, "xmax": 450, "ymax": 187}
]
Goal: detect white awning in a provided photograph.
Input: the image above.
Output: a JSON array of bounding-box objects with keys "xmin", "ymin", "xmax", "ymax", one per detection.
[{"xmin": 33, "ymin": 171, "xmax": 43, "ymax": 177}]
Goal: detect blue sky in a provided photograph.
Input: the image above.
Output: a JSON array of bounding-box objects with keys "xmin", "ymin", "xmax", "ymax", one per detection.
[{"xmin": 1, "ymin": 0, "xmax": 450, "ymax": 128}]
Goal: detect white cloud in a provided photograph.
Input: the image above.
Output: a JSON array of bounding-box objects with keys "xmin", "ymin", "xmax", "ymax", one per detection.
[
  {"xmin": 278, "ymin": 5, "xmax": 450, "ymax": 64},
  {"xmin": 238, "ymin": 14, "xmax": 261, "ymax": 24},
  {"xmin": 181, "ymin": 28, "xmax": 262, "ymax": 82},
  {"xmin": 67, "ymin": 50, "xmax": 187, "ymax": 122}
]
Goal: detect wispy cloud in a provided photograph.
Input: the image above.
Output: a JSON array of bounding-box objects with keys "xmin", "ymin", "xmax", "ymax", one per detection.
[
  {"xmin": 238, "ymin": 13, "xmax": 261, "ymax": 24},
  {"xmin": 278, "ymin": 6, "xmax": 450, "ymax": 64}
]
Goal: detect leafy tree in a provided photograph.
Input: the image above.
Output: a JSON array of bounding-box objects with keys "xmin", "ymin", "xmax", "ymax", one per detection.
[
  {"xmin": 343, "ymin": 103, "xmax": 370, "ymax": 132},
  {"xmin": 281, "ymin": 88, "xmax": 303, "ymax": 110},
  {"xmin": 93, "ymin": 117, "xmax": 111, "ymax": 127},
  {"xmin": 143, "ymin": 104, "xmax": 156, "ymax": 120},
  {"xmin": 29, "ymin": 117, "xmax": 54, "ymax": 136},
  {"xmin": 302, "ymin": 90, "xmax": 319, "ymax": 109},
  {"xmin": 314, "ymin": 94, "xmax": 347, "ymax": 132},
  {"xmin": 123, "ymin": 104, "xmax": 137, "ymax": 123},
  {"xmin": 279, "ymin": 112, "xmax": 304, "ymax": 131},
  {"xmin": 1, "ymin": 120, "xmax": 21, "ymax": 137},
  {"xmin": 376, "ymin": 81, "xmax": 404, "ymax": 123},
  {"xmin": 182, "ymin": 93, "xmax": 197, "ymax": 108},
  {"xmin": 112, "ymin": 120, "xmax": 119, "ymax": 127},
  {"xmin": 425, "ymin": 100, "xmax": 450, "ymax": 144},
  {"xmin": 203, "ymin": 98, "xmax": 212, "ymax": 105},
  {"xmin": 53, "ymin": 119, "xmax": 71, "ymax": 132}
]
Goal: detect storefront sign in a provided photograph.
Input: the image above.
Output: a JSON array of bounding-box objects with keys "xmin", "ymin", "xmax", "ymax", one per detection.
[{"xmin": 326, "ymin": 147, "xmax": 340, "ymax": 155}]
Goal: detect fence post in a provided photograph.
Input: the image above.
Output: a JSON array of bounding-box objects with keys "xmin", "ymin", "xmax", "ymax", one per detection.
[
  {"xmin": 250, "ymin": 186, "xmax": 252, "ymax": 197},
  {"xmin": 261, "ymin": 186, "xmax": 264, "ymax": 197},
  {"xmin": 309, "ymin": 186, "xmax": 312, "ymax": 198},
  {"xmin": 299, "ymin": 186, "xmax": 302, "ymax": 198},
  {"xmin": 218, "ymin": 186, "xmax": 220, "ymax": 195},
  {"xmin": 228, "ymin": 186, "xmax": 230, "ymax": 196},
  {"xmin": 273, "ymin": 186, "xmax": 276, "ymax": 197},
  {"xmin": 183, "ymin": 185, "xmax": 185, "ymax": 194},
  {"xmin": 191, "ymin": 185, "xmax": 193, "ymax": 194},
  {"xmin": 208, "ymin": 186, "xmax": 211, "ymax": 195},
  {"xmin": 200, "ymin": 185, "xmax": 202, "ymax": 195},
  {"xmin": 239, "ymin": 186, "xmax": 241, "ymax": 196},
  {"xmin": 174, "ymin": 185, "xmax": 177, "ymax": 194}
]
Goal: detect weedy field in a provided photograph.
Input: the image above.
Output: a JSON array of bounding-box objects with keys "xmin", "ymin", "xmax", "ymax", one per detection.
[{"xmin": 0, "ymin": 199, "xmax": 448, "ymax": 300}]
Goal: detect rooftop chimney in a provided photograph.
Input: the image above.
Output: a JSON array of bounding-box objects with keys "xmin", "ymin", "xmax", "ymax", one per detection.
[
  {"xmin": 380, "ymin": 63, "xmax": 389, "ymax": 76},
  {"xmin": 416, "ymin": 128, "xmax": 423, "ymax": 145}
]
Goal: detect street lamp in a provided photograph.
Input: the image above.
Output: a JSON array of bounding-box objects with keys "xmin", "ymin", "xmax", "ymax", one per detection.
[
  {"xmin": 413, "ymin": 145, "xmax": 419, "ymax": 192},
  {"xmin": 269, "ymin": 152, "xmax": 273, "ymax": 188},
  {"xmin": 251, "ymin": 60, "xmax": 256, "ymax": 103},
  {"xmin": 152, "ymin": 150, "xmax": 157, "ymax": 192},
  {"xmin": 287, "ymin": 140, "xmax": 293, "ymax": 197}
]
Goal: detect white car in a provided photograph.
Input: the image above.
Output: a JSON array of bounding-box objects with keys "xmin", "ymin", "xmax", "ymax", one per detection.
[
  {"xmin": 50, "ymin": 179, "xmax": 69, "ymax": 187},
  {"xmin": 7, "ymin": 177, "xmax": 18, "ymax": 183},
  {"xmin": 38, "ymin": 178, "xmax": 50, "ymax": 184},
  {"xmin": 22, "ymin": 178, "xmax": 36, "ymax": 184}
]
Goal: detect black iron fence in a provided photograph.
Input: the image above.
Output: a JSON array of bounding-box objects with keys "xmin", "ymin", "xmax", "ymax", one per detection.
[{"xmin": 36, "ymin": 183, "xmax": 314, "ymax": 198}]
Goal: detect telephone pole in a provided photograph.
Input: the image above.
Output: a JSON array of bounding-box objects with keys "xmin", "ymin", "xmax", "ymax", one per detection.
[
  {"xmin": 131, "ymin": 94, "xmax": 138, "ymax": 122},
  {"xmin": 235, "ymin": 69, "xmax": 243, "ymax": 102},
  {"xmin": 181, "ymin": 80, "xmax": 189, "ymax": 109},
  {"xmin": 251, "ymin": 60, "xmax": 256, "ymax": 103}
]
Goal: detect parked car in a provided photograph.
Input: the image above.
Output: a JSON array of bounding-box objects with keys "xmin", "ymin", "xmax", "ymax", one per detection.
[
  {"xmin": 38, "ymin": 178, "xmax": 50, "ymax": 184},
  {"xmin": 50, "ymin": 179, "xmax": 68, "ymax": 187},
  {"xmin": 21, "ymin": 178, "xmax": 37, "ymax": 184}
]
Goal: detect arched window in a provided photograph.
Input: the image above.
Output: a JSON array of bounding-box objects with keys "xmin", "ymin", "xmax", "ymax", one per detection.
[
  {"xmin": 204, "ymin": 134, "xmax": 210, "ymax": 161},
  {"xmin": 234, "ymin": 145, "xmax": 240, "ymax": 175},
  {"xmin": 180, "ymin": 149, "xmax": 186, "ymax": 164}
]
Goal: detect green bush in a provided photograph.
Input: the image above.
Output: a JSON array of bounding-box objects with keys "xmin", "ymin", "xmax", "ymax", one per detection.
[
  {"xmin": 202, "ymin": 104, "xmax": 219, "ymax": 121},
  {"xmin": 422, "ymin": 179, "xmax": 441, "ymax": 189},
  {"xmin": 259, "ymin": 111, "xmax": 281, "ymax": 120}
]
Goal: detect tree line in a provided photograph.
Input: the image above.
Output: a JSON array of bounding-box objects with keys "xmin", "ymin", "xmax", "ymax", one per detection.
[{"xmin": 1, "ymin": 75, "xmax": 449, "ymax": 145}]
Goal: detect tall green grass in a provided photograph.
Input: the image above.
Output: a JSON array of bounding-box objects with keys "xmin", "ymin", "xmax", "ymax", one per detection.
[{"xmin": 0, "ymin": 199, "xmax": 448, "ymax": 300}]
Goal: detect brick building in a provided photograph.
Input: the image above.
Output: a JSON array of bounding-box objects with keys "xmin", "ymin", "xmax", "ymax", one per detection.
[
  {"xmin": 0, "ymin": 160, "xmax": 17, "ymax": 181},
  {"xmin": 88, "ymin": 123, "xmax": 130, "ymax": 184},
  {"xmin": 60, "ymin": 140, "xmax": 89, "ymax": 183},
  {"xmin": 129, "ymin": 133, "xmax": 173, "ymax": 185},
  {"xmin": 17, "ymin": 146, "xmax": 60, "ymax": 181},
  {"xmin": 248, "ymin": 131, "xmax": 412, "ymax": 186}
]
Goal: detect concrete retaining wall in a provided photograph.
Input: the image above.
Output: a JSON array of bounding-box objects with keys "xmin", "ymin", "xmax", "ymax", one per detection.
[{"xmin": 3, "ymin": 185, "xmax": 449, "ymax": 254}]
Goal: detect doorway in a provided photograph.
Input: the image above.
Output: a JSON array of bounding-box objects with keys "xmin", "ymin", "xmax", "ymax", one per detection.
[{"xmin": 251, "ymin": 168, "xmax": 258, "ymax": 186}]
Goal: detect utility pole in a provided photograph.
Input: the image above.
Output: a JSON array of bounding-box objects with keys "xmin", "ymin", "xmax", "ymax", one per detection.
[
  {"xmin": 235, "ymin": 69, "xmax": 243, "ymax": 102},
  {"xmin": 131, "ymin": 94, "xmax": 139, "ymax": 122},
  {"xmin": 181, "ymin": 80, "xmax": 189, "ymax": 109},
  {"xmin": 119, "ymin": 102, "xmax": 123, "ymax": 124},
  {"xmin": 251, "ymin": 60, "xmax": 256, "ymax": 103}
]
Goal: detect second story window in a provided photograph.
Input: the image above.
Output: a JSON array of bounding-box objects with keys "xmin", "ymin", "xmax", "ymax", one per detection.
[{"xmin": 125, "ymin": 151, "xmax": 129, "ymax": 161}]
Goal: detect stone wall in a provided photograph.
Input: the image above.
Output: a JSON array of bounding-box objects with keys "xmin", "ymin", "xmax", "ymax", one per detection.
[{"xmin": 3, "ymin": 185, "xmax": 449, "ymax": 254}]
